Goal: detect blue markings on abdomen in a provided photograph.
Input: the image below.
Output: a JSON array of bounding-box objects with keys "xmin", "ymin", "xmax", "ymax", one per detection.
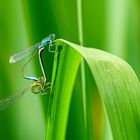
[{"xmin": 24, "ymin": 76, "xmax": 38, "ymax": 81}]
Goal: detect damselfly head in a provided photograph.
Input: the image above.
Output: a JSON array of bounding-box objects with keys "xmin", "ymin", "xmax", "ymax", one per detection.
[
  {"xmin": 30, "ymin": 77, "xmax": 50, "ymax": 94},
  {"xmin": 41, "ymin": 33, "xmax": 55, "ymax": 46},
  {"xmin": 49, "ymin": 33, "xmax": 55, "ymax": 41},
  {"xmin": 30, "ymin": 82, "xmax": 42, "ymax": 94}
]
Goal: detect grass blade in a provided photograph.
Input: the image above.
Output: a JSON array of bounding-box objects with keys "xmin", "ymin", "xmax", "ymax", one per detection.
[{"xmin": 46, "ymin": 39, "xmax": 140, "ymax": 140}]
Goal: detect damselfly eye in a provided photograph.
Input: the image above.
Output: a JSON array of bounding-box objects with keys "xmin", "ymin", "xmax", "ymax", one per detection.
[{"xmin": 49, "ymin": 33, "xmax": 55, "ymax": 40}]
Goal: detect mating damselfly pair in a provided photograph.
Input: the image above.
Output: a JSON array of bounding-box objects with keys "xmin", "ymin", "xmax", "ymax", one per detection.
[{"xmin": 0, "ymin": 34, "xmax": 55, "ymax": 111}]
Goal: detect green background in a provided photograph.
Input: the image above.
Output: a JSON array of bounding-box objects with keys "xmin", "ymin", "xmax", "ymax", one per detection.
[{"xmin": 0, "ymin": 0, "xmax": 139, "ymax": 140}]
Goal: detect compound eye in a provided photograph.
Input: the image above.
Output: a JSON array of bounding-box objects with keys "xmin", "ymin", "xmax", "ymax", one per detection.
[
  {"xmin": 50, "ymin": 34, "xmax": 55, "ymax": 40},
  {"xmin": 30, "ymin": 84, "xmax": 42, "ymax": 94}
]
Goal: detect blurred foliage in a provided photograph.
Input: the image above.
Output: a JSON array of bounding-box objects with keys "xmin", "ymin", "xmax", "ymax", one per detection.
[{"xmin": 0, "ymin": 0, "xmax": 139, "ymax": 140}]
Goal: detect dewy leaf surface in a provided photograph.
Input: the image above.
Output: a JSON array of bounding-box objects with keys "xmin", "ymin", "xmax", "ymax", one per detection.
[{"xmin": 46, "ymin": 39, "xmax": 140, "ymax": 140}]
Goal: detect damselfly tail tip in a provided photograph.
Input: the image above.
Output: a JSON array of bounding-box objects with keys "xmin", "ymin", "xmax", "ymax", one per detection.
[{"xmin": 9, "ymin": 56, "xmax": 16, "ymax": 63}]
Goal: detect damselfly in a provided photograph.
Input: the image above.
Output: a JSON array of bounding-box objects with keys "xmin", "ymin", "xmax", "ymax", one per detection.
[
  {"xmin": 9, "ymin": 33, "xmax": 55, "ymax": 64},
  {"xmin": 9, "ymin": 33, "xmax": 55, "ymax": 82},
  {"xmin": 0, "ymin": 77, "xmax": 50, "ymax": 111},
  {"xmin": 0, "ymin": 34, "xmax": 55, "ymax": 111}
]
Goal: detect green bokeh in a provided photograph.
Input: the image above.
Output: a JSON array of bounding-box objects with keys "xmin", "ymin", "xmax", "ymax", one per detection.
[{"xmin": 0, "ymin": 0, "xmax": 139, "ymax": 140}]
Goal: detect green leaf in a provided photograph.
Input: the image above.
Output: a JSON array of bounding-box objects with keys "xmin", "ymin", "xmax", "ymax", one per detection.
[{"xmin": 46, "ymin": 39, "xmax": 140, "ymax": 140}]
